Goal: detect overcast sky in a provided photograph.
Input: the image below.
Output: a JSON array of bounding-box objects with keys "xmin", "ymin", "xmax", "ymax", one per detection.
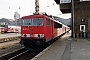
[{"xmin": 0, "ymin": 0, "xmax": 71, "ymax": 19}]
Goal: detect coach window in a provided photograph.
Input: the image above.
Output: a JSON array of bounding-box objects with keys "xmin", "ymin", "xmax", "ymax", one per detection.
[
  {"xmin": 46, "ymin": 18, "xmax": 50, "ymax": 26},
  {"xmin": 54, "ymin": 22, "xmax": 62, "ymax": 28}
]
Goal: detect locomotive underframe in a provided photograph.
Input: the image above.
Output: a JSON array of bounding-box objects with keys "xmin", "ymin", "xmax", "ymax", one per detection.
[{"xmin": 20, "ymin": 38, "xmax": 46, "ymax": 48}]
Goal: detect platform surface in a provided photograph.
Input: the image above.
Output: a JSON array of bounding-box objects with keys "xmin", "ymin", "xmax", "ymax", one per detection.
[
  {"xmin": 0, "ymin": 33, "xmax": 20, "ymax": 39},
  {"xmin": 32, "ymin": 31, "xmax": 90, "ymax": 60}
]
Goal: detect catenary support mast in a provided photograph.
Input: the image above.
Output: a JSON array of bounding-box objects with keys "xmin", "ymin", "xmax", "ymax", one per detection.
[{"xmin": 35, "ymin": 0, "xmax": 39, "ymax": 14}]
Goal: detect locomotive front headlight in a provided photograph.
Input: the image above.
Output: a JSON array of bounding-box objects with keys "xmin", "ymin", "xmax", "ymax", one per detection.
[
  {"xmin": 21, "ymin": 34, "xmax": 23, "ymax": 37},
  {"xmin": 22, "ymin": 34, "xmax": 27, "ymax": 37},
  {"xmin": 21, "ymin": 34, "xmax": 25, "ymax": 37},
  {"xmin": 34, "ymin": 34, "xmax": 38, "ymax": 37},
  {"xmin": 40, "ymin": 34, "xmax": 44, "ymax": 37},
  {"xmin": 21, "ymin": 34, "xmax": 30, "ymax": 37},
  {"xmin": 24, "ymin": 34, "xmax": 27, "ymax": 37},
  {"xmin": 34, "ymin": 34, "xmax": 44, "ymax": 38}
]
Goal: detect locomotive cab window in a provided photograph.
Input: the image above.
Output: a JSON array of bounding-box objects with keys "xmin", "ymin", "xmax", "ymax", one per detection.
[
  {"xmin": 46, "ymin": 18, "xmax": 50, "ymax": 26},
  {"xmin": 22, "ymin": 18, "xmax": 44, "ymax": 26},
  {"xmin": 22, "ymin": 19, "xmax": 32, "ymax": 26},
  {"xmin": 33, "ymin": 18, "xmax": 43, "ymax": 26}
]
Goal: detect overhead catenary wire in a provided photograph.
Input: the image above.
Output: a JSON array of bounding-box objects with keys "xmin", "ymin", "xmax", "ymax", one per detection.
[{"xmin": 0, "ymin": 0, "xmax": 34, "ymax": 10}]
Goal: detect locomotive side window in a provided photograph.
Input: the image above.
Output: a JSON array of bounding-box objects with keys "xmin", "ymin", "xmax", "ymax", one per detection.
[
  {"xmin": 54, "ymin": 22, "xmax": 62, "ymax": 28},
  {"xmin": 22, "ymin": 18, "xmax": 43, "ymax": 26},
  {"xmin": 46, "ymin": 18, "xmax": 50, "ymax": 26}
]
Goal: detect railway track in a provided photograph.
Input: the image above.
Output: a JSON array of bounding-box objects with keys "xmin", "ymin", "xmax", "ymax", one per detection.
[
  {"xmin": 0, "ymin": 40, "xmax": 53, "ymax": 60},
  {"xmin": 0, "ymin": 34, "xmax": 63, "ymax": 60},
  {"xmin": 0, "ymin": 47, "xmax": 25, "ymax": 60},
  {"xmin": 0, "ymin": 47, "xmax": 41, "ymax": 60}
]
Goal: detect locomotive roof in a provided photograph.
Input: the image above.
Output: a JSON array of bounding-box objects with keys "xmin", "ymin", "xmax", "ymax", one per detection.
[
  {"xmin": 21, "ymin": 14, "xmax": 45, "ymax": 19},
  {"xmin": 22, "ymin": 14, "xmax": 61, "ymax": 23}
]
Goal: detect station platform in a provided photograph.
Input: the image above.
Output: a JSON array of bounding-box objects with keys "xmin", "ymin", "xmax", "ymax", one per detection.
[
  {"xmin": 0, "ymin": 33, "xmax": 21, "ymax": 48},
  {"xmin": 0, "ymin": 33, "xmax": 21, "ymax": 43},
  {"xmin": 0, "ymin": 33, "xmax": 20, "ymax": 39},
  {"xmin": 32, "ymin": 31, "xmax": 90, "ymax": 60}
]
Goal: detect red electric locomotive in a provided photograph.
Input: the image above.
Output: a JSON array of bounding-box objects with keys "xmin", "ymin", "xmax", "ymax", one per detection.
[{"xmin": 20, "ymin": 14, "xmax": 70, "ymax": 49}]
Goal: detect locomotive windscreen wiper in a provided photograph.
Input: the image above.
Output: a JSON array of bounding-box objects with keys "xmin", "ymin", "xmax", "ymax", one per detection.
[
  {"xmin": 28, "ymin": 23, "xmax": 31, "ymax": 25},
  {"xmin": 38, "ymin": 22, "xmax": 42, "ymax": 25}
]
